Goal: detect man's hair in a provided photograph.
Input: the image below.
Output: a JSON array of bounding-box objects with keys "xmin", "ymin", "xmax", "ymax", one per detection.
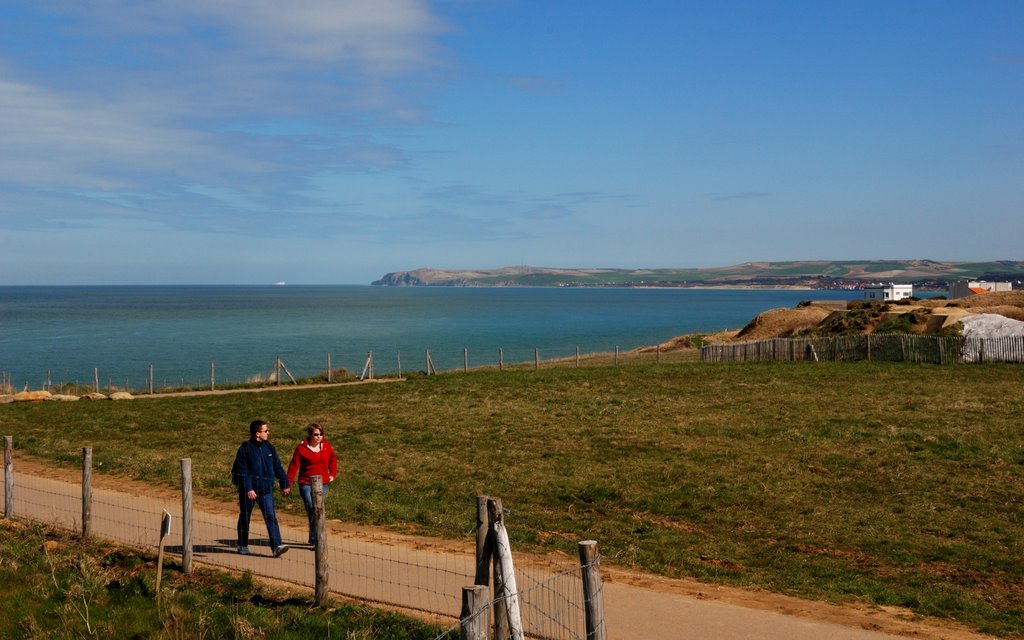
[{"xmin": 249, "ymin": 420, "xmax": 268, "ymax": 437}]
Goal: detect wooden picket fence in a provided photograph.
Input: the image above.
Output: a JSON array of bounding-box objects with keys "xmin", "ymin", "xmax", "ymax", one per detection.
[{"xmin": 700, "ymin": 334, "xmax": 1024, "ymax": 365}]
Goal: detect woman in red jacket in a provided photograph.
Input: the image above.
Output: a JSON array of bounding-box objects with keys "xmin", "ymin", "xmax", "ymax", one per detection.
[{"xmin": 286, "ymin": 423, "xmax": 339, "ymax": 545}]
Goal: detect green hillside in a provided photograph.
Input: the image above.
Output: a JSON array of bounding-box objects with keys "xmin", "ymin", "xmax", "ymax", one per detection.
[{"xmin": 372, "ymin": 260, "xmax": 1024, "ymax": 288}]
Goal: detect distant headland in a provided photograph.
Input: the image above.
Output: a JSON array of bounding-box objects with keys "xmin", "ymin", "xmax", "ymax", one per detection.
[{"xmin": 372, "ymin": 260, "xmax": 1024, "ymax": 290}]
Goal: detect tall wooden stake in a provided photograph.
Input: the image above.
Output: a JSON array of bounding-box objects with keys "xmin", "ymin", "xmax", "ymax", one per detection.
[
  {"xmin": 82, "ymin": 447, "xmax": 92, "ymax": 538},
  {"xmin": 4, "ymin": 436, "xmax": 12, "ymax": 518},
  {"xmin": 579, "ymin": 540, "xmax": 607, "ymax": 640},
  {"xmin": 313, "ymin": 476, "xmax": 328, "ymax": 606},
  {"xmin": 181, "ymin": 458, "xmax": 193, "ymax": 574}
]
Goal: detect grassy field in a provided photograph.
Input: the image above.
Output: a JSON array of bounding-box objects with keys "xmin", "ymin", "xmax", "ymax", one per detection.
[
  {"xmin": 2, "ymin": 360, "xmax": 1023, "ymax": 636},
  {"xmin": 0, "ymin": 519, "xmax": 449, "ymax": 639}
]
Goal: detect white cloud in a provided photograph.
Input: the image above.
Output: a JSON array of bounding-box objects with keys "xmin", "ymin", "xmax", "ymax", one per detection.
[
  {"xmin": 0, "ymin": 76, "xmax": 235, "ymax": 190},
  {"xmin": 0, "ymin": 1, "xmax": 454, "ymax": 233},
  {"xmin": 40, "ymin": 0, "xmax": 448, "ymax": 72}
]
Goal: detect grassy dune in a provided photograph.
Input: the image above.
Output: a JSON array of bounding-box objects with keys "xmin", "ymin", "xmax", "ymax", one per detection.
[{"xmin": 2, "ymin": 360, "xmax": 1022, "ymax": 636}]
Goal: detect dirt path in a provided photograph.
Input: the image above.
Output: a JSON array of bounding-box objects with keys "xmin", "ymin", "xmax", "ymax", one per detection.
[
  {"xmin": 3, "ymin": 456, "xmax": 996, "ymax": 640},
  {"xmin": 129, "ymin": 377, "xmax": 403, "ymax": 398}
]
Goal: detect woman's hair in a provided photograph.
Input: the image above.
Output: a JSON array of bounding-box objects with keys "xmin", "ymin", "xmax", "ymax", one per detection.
[{"xmin": 306, "ymin": 423, "xmax": 324, "ymax": 441}]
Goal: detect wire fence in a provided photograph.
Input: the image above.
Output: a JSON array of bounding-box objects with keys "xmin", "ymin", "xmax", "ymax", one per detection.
[
  {"xmin": 700, "ymin": 334, "xmax": 1024, "ymax": 364},
  {"xmin": 1, "ymin": 343, "xmax": 699, "ymax": 397},
  {"xmin": 2, "ymin": 440, "xmax": 598, "ymax": 640}
]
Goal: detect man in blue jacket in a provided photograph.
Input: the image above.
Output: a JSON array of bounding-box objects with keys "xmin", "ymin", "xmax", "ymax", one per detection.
[{"xmin": 232, "ymin": 419, "xmax": 291, "ymax": 557}]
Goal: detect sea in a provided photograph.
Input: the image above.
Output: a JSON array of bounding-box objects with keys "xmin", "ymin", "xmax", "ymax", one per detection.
[{"xmin": 0, "ymin": 285, "xmax": 855, "ymax": 389}]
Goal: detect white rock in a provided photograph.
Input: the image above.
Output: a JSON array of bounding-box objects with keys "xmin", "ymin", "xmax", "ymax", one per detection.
[
  {"xmin": 45, "ymin": 394, "xmax": 81, "ymax": 401},
  {"xmin": 960, "ymin": 313, "xmax": 1024, "ymax": 339}
]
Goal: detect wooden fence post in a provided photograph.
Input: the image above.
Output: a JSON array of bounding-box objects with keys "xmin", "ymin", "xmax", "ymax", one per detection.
[
  {"xmin": 534, "ymin": 348, "xmax": 539, "ymax": 370},
  {"xmin": 499, "ymin": 348, "xmax": 504, "ymax": 371},
  {"xmin": 181, "ymin": 458, "xmax": 193, "ymax": 574},
  {"xmin": 82, "ymin": 447, "xmax": 92, "ymax": 539},
  {"xmin": 460, "ymin": 585, "xmax": 490, "ymax": 640},
  {"xmin": 614, "ymin": 346, "xmax": 619, "ymax": 365},
  {"xmin": 210, "ymin": 362, "xmax": 215, "ymax": 391},
  {"xmin": 475, "ymin": 496, "xmax": 490, "ymax": 586},
  {"xmin": 313, "ymin": 475, "xmax": 328, "ymax": 606},
  {"xmin": 488, "ymin": 497, "xmax": 509, "ymax": 640},
  {"xmin": 489, "ymin": 497, "xmax": 523, "ymax": 640},
  {"xmin": 149, "ymin": 365, "xmax": 154, "ymax": 394},
  {"xmin": 4, "ymin": 436, "xmax": 12, "ymax": 518},
  {"xmin": 464, "ymin": 348, "xmax": 469, "ymax": 373},
  {"xmin": 93, "ymin": 368, "xmax": 99, "ymax": 393},
  {"xmin": 327, "ymin": 352, "xmax": 332, "ymax": 382},
  {"xmin": 361, "ymin": 351, "xmax": 374, "ymax": 380},
  {"xmin": 576, "ymin": 345, "xmax": 580, "ymax": 368},
  {"xmin": 579, "ymin": 540, "xmax": 607, "ymax": 640}
]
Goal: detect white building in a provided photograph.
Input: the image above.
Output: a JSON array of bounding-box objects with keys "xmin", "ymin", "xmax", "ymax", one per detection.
[
  {"xmin": 864, "ymin": 283, "xmax": 914, "ymax": 301},
  {"xmin": 948, "ymin": 280, "xmax": 1014, "ymax": 300}
]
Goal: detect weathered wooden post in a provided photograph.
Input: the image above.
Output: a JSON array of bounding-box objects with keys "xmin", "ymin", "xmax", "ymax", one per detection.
[
  {"xmin": 464, "ymin": 348, "xmax": 469, "ymax": 373},
  {"xmin": 276, "ymin": 355, "xmax": 282, "ymax": 386},
  {"xmin": 576, "ymin": 345, "xmax": 580, "ymax": 368},
  {"xmin": 361, "ymin": 351, "xmax": 373, "ymax": 380},
  {"xmin": 534, "ymin": 347, "xmax": 539, "ymax": 370},
  {"xmin": 656, "ymin": 344, "xmax": 661, "ymax": 364},
  {"xmin": 93, "ymin": 368, "xmax": 99, "ymax": 393},
  {"xmin": 4, "ymin": 436, "xmax": 12, "ymax": 518},
  {"xmin": 499, "ymin": 348, "xmax": 504, "ymax": 371},
  {"xmin": 475, "ymin": 496, "xmax": 490, "ymax": 586},
  {"xmin": 149, "ymin": 365, "xmax": 154, "ymax": 394},
  {"xmin": 397, "ymin": 350, "xmax": 402, "ymax": 377},
  {"xmin": 489, "ymin": 497, "xmax": 523, "ymax": 640},
  {"xmin": 82, "ymin": 447, "xmax": 92, "ymax": 539},
  {"xmin": 579, "ymin": 540, "xmax": 607, "ymax": 640},
  {"xmin": 181, "ymin": 458, "xmax": 193, "ymax": 574},
  {"xmin": 460, "ymin": 585, "xmax": 490, "ymax": 640},
  {"xmin": 210, "ymin": 361, "xmax": 215, "ymax": 391},
  {"xmin": 313, "ymin": 475, "xmax": 328, "ymax": 606},
  {"xmin": 615, "ymin": 345, "xmax": 619, "ymax": 365},
  {"xmin": 327, "ymin": 352, "xmax": 332, "ymax": 382},
  {"xmin": 488, "ymin": 497, "xmax": 509, "ymax": 640}
]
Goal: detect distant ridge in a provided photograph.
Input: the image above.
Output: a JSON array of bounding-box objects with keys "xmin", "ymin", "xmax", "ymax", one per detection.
[{"xmin": 371, "ymin": 260, "xmax": 1024, "ymax": 289}]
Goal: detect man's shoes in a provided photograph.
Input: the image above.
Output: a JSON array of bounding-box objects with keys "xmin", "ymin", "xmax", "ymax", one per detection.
[
  {"xmin": 237, "ymin": 546, "xmax": 251, "ymax": 555},
  {"xmin": 272, "ymin": 544, "xmax": 290, "ymax": 558}
]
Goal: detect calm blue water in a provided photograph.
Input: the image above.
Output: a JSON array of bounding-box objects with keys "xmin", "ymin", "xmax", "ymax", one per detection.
[{"xmin": 0, "ymin": 285, "xmax": 853, "ymax": 388}]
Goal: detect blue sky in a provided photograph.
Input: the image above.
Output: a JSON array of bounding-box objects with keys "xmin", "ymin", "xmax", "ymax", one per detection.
[{"xmin": 1, "ymin": 1, "xmax": 1021, "ymax": 285}]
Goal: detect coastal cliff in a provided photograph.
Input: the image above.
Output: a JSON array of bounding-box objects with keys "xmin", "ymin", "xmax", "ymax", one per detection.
[{"xmin": 372, "ymin": 261, "xmax": 1024, "ymax": 289}]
